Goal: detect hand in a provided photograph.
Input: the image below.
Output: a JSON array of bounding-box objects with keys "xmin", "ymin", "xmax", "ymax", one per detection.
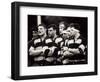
[
  {"xmin": 62, "ymin": 59, "xmax": 69, "ymax": 64},
  {"xmin": 42, "ymin": 46, "xmax": 49, "ymax": 53},
  {"xmin": 48, "ymin": 50, "xmax": 53, "ymax": 56},
  {"xmin": 63, "ymin": 51, "xmax": 73, "ymax": 56},
  {"xmin": 34, "ymin": 56, "xmax": 45, "ymax": 61},
  {"xmin": 62, "ymin": 47, "xmax": 68, "ymax": 52},
  {"xmin": 50, "ymin": 46, "xmax": 57, "ymax": 53},
  {"xmin": 45, "ymin": 57, "xmax": 54, "ymax": 62}
]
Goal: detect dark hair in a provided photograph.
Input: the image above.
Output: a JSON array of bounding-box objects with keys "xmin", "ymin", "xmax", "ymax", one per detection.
[
  {"xmin": 59, "ymin": 21, "xmax": 69, "ymax": 30},
  {"xmin": 31, "ymin": 25, "xmax": 38, "ymax": 31},
  {"xmin": 38, "ymin": 24, "xmax": 46, "ymax": 29},
  {"xmin": 47, "ymin": 24, "xmax": 57, "ymax": 30},
  {"xmin": 69, "ymin": 23, "xmax": 80, "ymax": 30}
]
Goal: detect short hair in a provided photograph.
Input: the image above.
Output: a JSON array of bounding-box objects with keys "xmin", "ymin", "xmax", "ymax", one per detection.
[
  {"xmin": 31, "ymin": 25, "xmax": 38, "ymax": 31},
  {"xmin": 38, "ymin": 24, "xmax": 46, "ymax": 29},
  {"xmin": 69, "ymin": 23, "xmax": 80, "ymax": 30},
  {"xmin": 47, "ymin": 24, "xmax": 57, "ymax": 30},
  {"xmin": 59, "ymin": 21, "xmax": 69, "ymax": 30}
]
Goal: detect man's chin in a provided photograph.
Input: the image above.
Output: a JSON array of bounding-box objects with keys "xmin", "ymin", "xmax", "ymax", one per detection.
[
  {"xmin": 48, "ymin": 35, "xmax": 51, "ymax": 37},
  {"xmin": 39, "ymin": 34, "xmax": 44, "ymax": 36},
  {"xmin": 38, "ymin": 34, "xmax": 42, "ymax": 36},
  {"xmin": 48, "ymin": 36, "xmax": 52, "ymax": 38}
]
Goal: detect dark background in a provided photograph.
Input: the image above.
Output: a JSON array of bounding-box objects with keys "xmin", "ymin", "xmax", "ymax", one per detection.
[
  {"xmin": 28, "ymin": 15, "xmax": 88, "ymax": 41},
  {"xmin": 28, "ymin": 15, "xmax": 88, "ymax": 66}
]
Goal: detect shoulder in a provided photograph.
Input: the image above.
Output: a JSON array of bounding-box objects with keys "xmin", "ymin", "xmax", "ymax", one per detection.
[
  {"xmin": 75, "ymin": 39, "xmax": 82, "ymax": 44},
  {"xmin": 45, "ymin": 38, "xmax": 53, "ymax": 43},
  {"xmin": 78, "ymin": 35, "xmax": 86, "ymax": 45},
  {"xmin": 55, "ymin": 37, "xmax": 63, "ymax": 43},
  {"xmin": 34, "ymin": 37, "xmax": 41, "ymax": 44}
]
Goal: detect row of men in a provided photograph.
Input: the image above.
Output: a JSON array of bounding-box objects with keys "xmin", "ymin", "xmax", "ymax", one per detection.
[{"xmin": 28, "ymin": 22, "xmax": 87, "ymax": 66}]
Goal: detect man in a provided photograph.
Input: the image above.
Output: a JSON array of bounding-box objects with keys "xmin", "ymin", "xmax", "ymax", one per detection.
[
  {"xmin": 67, "ymin": 23, "xmax": 86, "ymax": 55},
  {"xmin": 44, "ymin": 24, "xmax": 59, "ymax": 65},
  {"xmin": 29, "ymin": 24, "xmax": 48, "ymax": 66},
  {"xmin": 56, "ymin": 30, "xmax": 73, "ymax": 64},
  {"xmin": 59, "ymin": 21, "xmax": 69, "ymax": 36},
  {"xmin": 48, "ymin": 24, "xmax": 58, "ymax": 40},
  {"xmin": 62, "ymin": 23, "xmax": 86, "ymax": 64},
  {"xmin": 28, "ymin": 30, "xmax": 38, "ymax": 66}
]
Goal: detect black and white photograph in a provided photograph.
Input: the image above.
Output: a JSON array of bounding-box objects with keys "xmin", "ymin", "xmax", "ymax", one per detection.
[
  {"xmin": 28, "ymin": 15, "xmax": 88, "ymax": 66},
  {"xmin": 11, "ymin": 2, "xmax": 97, "ymax": 80}
]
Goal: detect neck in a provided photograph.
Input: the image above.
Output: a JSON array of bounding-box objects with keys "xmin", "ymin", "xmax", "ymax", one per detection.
[
  {"xmin": 53, "ymin": 34, "xmax": 57, "ymax": 40},
  {"xmin": 74, "ymin": 32, "xmax": 80, "ymax": 40},
  {"xmin": 40, "ymin": 33, "xmax": 47, "ymax": 41}
]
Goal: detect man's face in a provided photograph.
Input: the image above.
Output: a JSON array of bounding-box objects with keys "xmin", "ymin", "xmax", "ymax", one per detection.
[
  {"xmin": 67, "ymin": 27, "xmax": 79, "ymax": 37},
  {"xmin": 59, "ymin": 24, "xmax": 65, "ymax": 35},
  {"xmin": 48, "ymin": 27, "xmax": 55, "ymax": 37},
  {"xmin": 70, "ymin": 27, "xmax": 77, "ymax": 36},
  {"xmin": 62, "ymin": 31, "xmax": 70, "ymax": 40},
  {"xmin": 38, "ymin": 26, "xmax": 46, "ymax": 36},
  {"xmin": 32, "ymin": 31, "xmax": 38, "ymax": 37}
]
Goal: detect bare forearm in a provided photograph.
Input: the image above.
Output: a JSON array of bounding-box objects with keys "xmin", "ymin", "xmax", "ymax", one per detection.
[
  {"xmin": 29, "ymin": 49, "xmax": 43, "ymax": 56},
  {"xmin": 68, "ymin": 48, "xmax": 80, "ymax": 54}
]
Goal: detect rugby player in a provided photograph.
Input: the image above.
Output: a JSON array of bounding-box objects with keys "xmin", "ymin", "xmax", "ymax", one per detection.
[
  {"xmin": 44, "ymin": 24, "xmax": 58, "ymax": 65},
  {"xmin": 62, "ymin": 23, "xmax": 86, "ymax": 64},
  {"xmin": 29, "ymin": 24, "xmax": 48, "ymax": 66},
  {"xmin": 59, "ymin": 21, "xmax": 69, "ymax": 36}
]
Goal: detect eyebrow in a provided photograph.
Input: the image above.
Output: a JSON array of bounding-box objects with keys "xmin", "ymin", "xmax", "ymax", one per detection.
[{"xmin": 49, "ymin": 30, "xmax": 52, "ymax": 31}]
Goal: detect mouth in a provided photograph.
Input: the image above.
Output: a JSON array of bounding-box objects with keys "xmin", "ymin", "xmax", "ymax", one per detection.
[{"xmin": 38, "ymin": 31, "xmax": 41, "ymax": 34}]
